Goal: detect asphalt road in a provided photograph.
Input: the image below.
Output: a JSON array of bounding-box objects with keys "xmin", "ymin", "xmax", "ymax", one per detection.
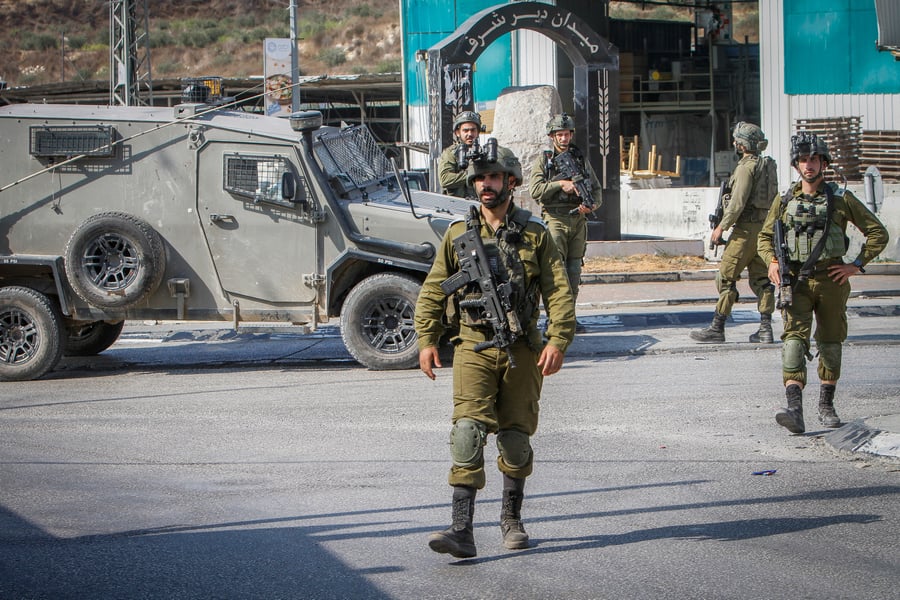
[{"xmin": 1, "ymin": 300, "xmax": 898, "ymax": 599}]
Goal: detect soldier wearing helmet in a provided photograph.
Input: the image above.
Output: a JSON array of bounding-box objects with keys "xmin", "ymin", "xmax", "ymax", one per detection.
[
  {"xmin": 438, "ymin": 111, "xmax": 484, "ymax": 197},
  {"xmin": 758, "ymin": 132, "xmax": 888, "ymax": 434},
  {"xmin": 529, "ymin": 113, "xmax": 603, "ymax": 333},
  {"xmin": 690, "ymin": 121, "xmax": 778, "ymax": 344},
  {"xmin": 415, "ymin": 147, "xmax": 575, "ymax": 559}
]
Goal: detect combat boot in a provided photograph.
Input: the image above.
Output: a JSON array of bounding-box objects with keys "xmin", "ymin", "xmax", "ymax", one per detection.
[
  {"xmin": 690, "ymin": 313, "xmax": 726, "ymax": 343},
  {"xmin": 500, "ymin": 475, "xmax": 529, "ymax": 550},
  {"xmin": 428, "ymin": 486, "xmax": 476, "ymax": 558},
  {"xmin": 818, "ymin": 384, "xmax": 841, "ymax": 428},
  {"xmin": 749, "ymin": 313, "xmax": 774, "ymax": 344},
  {"xmin": 775, "ymin": 384, "xmax": 805, "ymax": 434}
]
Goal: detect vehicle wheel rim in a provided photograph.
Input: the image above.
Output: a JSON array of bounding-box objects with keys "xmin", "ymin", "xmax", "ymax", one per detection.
[
  {"xmin": 359, "ymin": 295, "xmax": 417, "ymax": 355},
  {"xmin": 68, "ymin": 322, "xmax": 99, "ymax": 342},
  {"xmin": 0, "ymin": 308, "xmax": 38, "ymax": 365},
  {"xmin": 82, "ymin": 233, "xmax": 140, "ymax": 291}
]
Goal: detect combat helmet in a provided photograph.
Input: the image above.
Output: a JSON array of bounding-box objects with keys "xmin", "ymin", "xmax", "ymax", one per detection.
[
  {"xmin": 546, "ymin": 113, "xmax": 575, "ymax": 135},
  {"xmin": 733, "ymin": 122, "xmax": 768, "ymax": 153},
  {"xmin": 466, "ymin": 145, "xmax": 521, "ymax": 186},
  {"xmin": 453, "ymin": 110, "xmax": 483, "ymax": 131},
  {"xmin": 496, "ymin": 146, "xmax": 523, "ymax": 186},
  {"xmin": 790, "ymin": 131, "xmax": 832, "ymax": 165}
]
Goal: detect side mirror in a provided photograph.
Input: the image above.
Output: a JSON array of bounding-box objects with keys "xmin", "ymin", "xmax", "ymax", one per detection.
[{"xmin": 282, "ymin": 171, "xmax": 307, "ymax": 207}]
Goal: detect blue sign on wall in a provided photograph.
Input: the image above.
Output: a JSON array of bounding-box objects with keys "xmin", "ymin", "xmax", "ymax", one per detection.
[
  {"xmin": 402, "ymin": 0, "xmax": 512, "ymax": 106},
  {"xmin": 784, "ymin": 0, "xmax": 900, "ymax": 94}
]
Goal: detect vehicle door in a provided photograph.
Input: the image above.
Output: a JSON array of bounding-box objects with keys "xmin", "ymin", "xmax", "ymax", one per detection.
[{"xmin": 197, "ymin": 143, "xmax": 319, "ymax": 303}]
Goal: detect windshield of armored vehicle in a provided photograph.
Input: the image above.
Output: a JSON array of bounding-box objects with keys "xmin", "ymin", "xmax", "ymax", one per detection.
[{"xmin": 313, "ymin": 125, "xmax": 394, "ymax": 194}]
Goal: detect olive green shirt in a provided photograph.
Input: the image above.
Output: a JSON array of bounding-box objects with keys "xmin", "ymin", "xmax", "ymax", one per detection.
[
  {"xmin": 758, "ymin": 181, "xmax": 889, "ymax": 268},
  {"xmin": 415, "ymin": 204, "xmax": 576, "ymax": 353},
  {"xmin": 722, "ymin": 153, "xmax": 768, "ymax": 230},
  {"xmin": 438, "ymin": 144, "xmax": 469, "ymax": 198}
]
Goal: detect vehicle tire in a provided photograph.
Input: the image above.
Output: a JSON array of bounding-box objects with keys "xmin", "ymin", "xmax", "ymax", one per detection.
[
  {"xmin": 64, "ymin": 212, "xmax": 166, "ymax": 309},
  {"xmin": 340, "ymin": 272, "xmax": 422, "ymax": 370},
  {"xmin": 64, "ymin": 320, "xmax": 125, "ymax": 356},
  {"xmin": 0, "ymin": 286, "xmax": 65, "ymax": 382}
]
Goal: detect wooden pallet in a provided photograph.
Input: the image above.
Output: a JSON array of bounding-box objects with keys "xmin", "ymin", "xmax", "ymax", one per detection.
[
  {"xmin": 795, "ymin": 117, "xmax": 863, "ymax": 180},
  {"xmin": 860, "ymin": 130, "xmax": 900, "ymax": 181}
]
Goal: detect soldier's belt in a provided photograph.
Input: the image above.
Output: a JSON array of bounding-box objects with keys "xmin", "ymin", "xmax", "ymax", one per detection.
[
  {"xmin": 457, "ymin": 327, "xmax": 531, "ymax": 346},
  {"xmin": 787, "ymin": 258, "xmax": 843, "ymax": 277},
  {"xmin": 543, "ymin": 206, "xmax": 583, "ymax": 217}
]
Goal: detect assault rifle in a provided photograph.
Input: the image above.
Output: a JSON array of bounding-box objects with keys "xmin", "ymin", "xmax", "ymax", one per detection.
[
  {"xmin": 773, "ymin": 216, "xmax": 793, "ymax": 308},
  {"xmin": 708, "ymin": 181, "xmax": 730, "ymax": 251},
  {"xmin": 440, "ymin": 206, "xmax": 523, "ymax": 368},
  {"xmin": 549, "ymin": 150, "xmax": 595, "ymax": 215}
]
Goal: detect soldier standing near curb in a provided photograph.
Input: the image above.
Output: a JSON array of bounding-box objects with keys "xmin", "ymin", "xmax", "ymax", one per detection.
[
  {"xmin": 438, "ymin": 111, "xmax": 483, "ymax": 198},
  {"xmin": 691, "ymin": 122, "xmax": 778, "ymax": 343},
  {"xmin": 415, "ymin": 148, "xmax": 575, "ymax": 559},
  {"xmin": 529, "ymin": 113, "xmax": 603, "ymax": 333},
  {"xmin": 758, "ymin": 132, "xmax": 888, "ymax": 434}
]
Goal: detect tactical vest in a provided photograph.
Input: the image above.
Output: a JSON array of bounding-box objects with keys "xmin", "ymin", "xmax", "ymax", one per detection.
[
  {"xmin": 782, "ymin": 184, "xmax": 847, "ymax": 263},
  {"xmin": 739, "ymin": 155, "xmax": 778, "ymax": 222},
  {"xmin": 455, "ymin": 209, "xmax": 539, "ymax": 333}
]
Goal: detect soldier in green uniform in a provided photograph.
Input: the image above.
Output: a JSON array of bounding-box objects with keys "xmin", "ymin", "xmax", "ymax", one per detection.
[
  {"xmin": 758, "ymin": 132, "xmax": 888, "ymax": 434},
  {"xmin": 438, "ymin": 111, "xmax": 483, "ymax": 197},
  {"xmin": 691, "ymin": 122, "xmax": 778, "ymax": 343},
  {"xmin": 529, "ymin": 113, "xmax": 603, "ymax": 332},
  {"xmin": 415, "ymin": 148, "xmax": 575, "ymax": 559}
]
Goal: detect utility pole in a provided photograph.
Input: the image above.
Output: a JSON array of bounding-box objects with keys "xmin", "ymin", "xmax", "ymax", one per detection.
[
  {"xmin": 289, "ymin": 0, "xmax": 300, "ymax": 112},
  {"xmin": 109, "ymin": 0, "xmax": 153, "ymax": 106}
]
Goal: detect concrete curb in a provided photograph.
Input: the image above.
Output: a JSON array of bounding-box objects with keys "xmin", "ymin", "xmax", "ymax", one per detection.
[
  {"xmin": 582, "ymin": 263, "xmax": 900, "ymax": 285},
  {"xmin": 823, "ymin": 416, "xmax": 900, "ymax": 461}
]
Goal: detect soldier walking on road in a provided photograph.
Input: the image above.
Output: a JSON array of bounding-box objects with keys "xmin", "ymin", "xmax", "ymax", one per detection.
[
  {"xmin": 691, "ymin": 122, "xmax": 778, "ymax": 343},
  {"xmin": 415, "ymin": 148, "xmax": 575, "ymax": 559},
  {"xmin": 757, "ymin": 132, "xmax": 888, "ymax": 434},
  {"xmin": 438, "ymin": 111, "xmax": 484, "ymax": 198},
  {"xmin": 529, "ymin": 113, "xmax": 603, "ymax": 333}
]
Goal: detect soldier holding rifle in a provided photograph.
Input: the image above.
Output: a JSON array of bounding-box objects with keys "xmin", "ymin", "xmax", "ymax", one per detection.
[
  {"xmin": 691, "ymin": 122, "xmax": 778, "ymax": 343},
  {"xmin": 529, "ymin": 113, "xmax": 603, "ymax": 333},
  {"xmin": 438, "ymin": 111, "xmax": 484, "ymax": 198},
  {"xmin": 415, "ymin": 148, "xmax": 575, "ymax": 559},
  {"xmin": 757, "ymin": 132, "xmax": 888, "ymax": 434}
]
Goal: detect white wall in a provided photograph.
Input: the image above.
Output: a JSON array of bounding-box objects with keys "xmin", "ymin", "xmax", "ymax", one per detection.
[
  {"xmin": 513, "ymin": 29, "xmax": 557, "ymax": 87},
  {"xmin": 622, "ymin": 185, "xmax": 900, "ymax": 262}
]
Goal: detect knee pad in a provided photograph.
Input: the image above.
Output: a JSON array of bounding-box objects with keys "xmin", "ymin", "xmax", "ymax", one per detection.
[
  {"xmin": 818, "ymin": 342, "xmax": 842, "ymax": 374},
  {"xmin": 450, "ymin": 418, "xmax": 486, "ymax": 468},
  {"xmin": 782, "ymin": 338, "xmax": 808, "ymax": 372},
  {"xmin": 496, "ymin": 429, "xmax": 532, "ymax": 469}
]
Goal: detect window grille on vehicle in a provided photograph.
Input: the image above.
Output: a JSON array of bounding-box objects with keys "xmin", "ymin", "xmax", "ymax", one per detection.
[
  {"xmin": 314, "ymin": 125, "xmax": 392, "ymax": 191},
  {"xmin": 29, "ymin": 125, "xmax": 117, "ymax": 158},
  {"xmin": 223, "ymin": 154, "xmax": 289, "ymax": 203}
]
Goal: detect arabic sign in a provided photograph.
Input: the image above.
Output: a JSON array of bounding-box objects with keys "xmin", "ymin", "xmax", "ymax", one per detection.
[{"xmin": 458, "ymin": 6, "xmax": 605, "ymax": 59}]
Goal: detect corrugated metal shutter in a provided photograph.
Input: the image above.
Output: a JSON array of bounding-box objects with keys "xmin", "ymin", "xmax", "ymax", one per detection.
[{"xmin": 875, "ymin": 0, "xmax": 900, "ymax": 50}]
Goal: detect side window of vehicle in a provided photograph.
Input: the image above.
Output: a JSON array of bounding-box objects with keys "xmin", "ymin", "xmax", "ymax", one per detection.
[{"xmin": 223, "ymin": 153, "xmax": 305, "ymax": 207}]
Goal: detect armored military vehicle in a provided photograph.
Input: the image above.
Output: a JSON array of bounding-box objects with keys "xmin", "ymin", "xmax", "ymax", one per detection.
[{"xmin": 0, "ymin": 93, "xmax": 470, "ymax": 380}]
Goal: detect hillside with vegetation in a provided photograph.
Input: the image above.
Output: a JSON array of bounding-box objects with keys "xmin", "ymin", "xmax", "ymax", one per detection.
[
  {"xmin": 0, "ymin": 0, "xmax": 757, "ymax": 88},
  {"xmin": 0, "ymin": 0, "xmax": 401, "ymax": 87}
]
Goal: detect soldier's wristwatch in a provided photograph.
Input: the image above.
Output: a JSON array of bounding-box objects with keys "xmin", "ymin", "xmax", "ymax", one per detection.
[{"xmin": 852, "ymin": 258, "xmax": 865, "ymax": 273}]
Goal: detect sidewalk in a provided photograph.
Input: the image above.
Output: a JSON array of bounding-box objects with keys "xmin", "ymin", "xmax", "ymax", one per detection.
[
  {"xmin": 577, "ymin": 264, "xmax": 900, "ymax": 462},
  {"xmin": 578, "ymin": 262, "xmax": 900, "ymax": 309}
]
